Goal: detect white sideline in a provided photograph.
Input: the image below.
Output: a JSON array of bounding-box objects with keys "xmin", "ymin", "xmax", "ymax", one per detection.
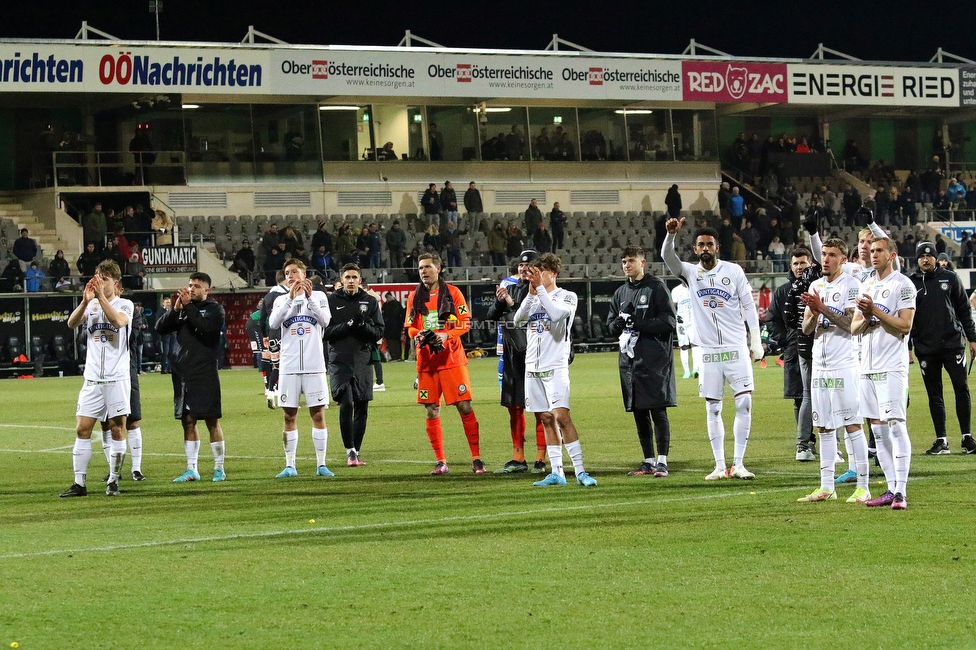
[{"xmin": 0, "ymin": 486, "xmax": 799, "ymax": 560}]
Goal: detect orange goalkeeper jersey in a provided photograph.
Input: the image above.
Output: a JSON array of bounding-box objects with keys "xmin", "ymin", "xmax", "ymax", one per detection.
[{"xmin": 404, "ymin": 283, "xmax": 470, "ymax": 372}]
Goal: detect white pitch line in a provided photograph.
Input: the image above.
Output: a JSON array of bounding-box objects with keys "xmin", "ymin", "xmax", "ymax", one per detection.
[
  {"xmin": 0, "ymin": 423, "xmax": 75, "ymax": 431},
  {"xmin": 0, "ymin": 486, "xmax": 799, "ymax": 560}
]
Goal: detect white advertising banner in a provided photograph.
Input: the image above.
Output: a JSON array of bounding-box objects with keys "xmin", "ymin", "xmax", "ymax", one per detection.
[{"xmin": 788, "ymin": 63, "xmax": 959, "ymax": 107}]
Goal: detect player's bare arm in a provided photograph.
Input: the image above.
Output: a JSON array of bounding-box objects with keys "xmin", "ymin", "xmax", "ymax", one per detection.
[{"xmin": 93, "ymin": 276, "xmax": 129, "ymax": 328}]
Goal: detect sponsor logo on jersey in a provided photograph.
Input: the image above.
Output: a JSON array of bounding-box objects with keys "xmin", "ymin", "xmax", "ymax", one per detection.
[
  {"xmin": 873, "ymin": 303, "xmax": 892, "ymax": 314},
  {"xmin": 88, "ymin": 322, "xmax": 120, "ymax": 334},
  {"xmin": 901, "ymin": 287, "xmax": 915, "ymax": 300},
  {"xmin": 283, "ymin": 314, "xmax": 318, "ymax": 328},
  {"xmin": 418, "ymin": 389, "xmax": 429, "ymax": 400},
  {"xmin": 703, "ymin": 350, "xmax": 740, "ymax": 363}
]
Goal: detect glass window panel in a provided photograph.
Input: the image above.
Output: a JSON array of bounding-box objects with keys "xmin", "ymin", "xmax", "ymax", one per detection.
[
  {"xmin": 318, "ymin": 105, "xmax": 367, "ymax": 161},
  {"xmin": 424, "ymin": 106, "xmax": 480, "ymax": 161},
  {"xmin": 577, "ymin": 108, "xmax": 626, "ymax": 161},
  {"xmin": 183, "ymin": 104, "xmax": 255, "ymax": 182},
  {"xmin": 478, "ymin": 107, "xmax": 529, "ymax": 161},
  {"xmin": 672, "ymin": 109, "xmax": 718, "ymax": 162},
  {"xmin": 624, "ymin": 109, "xmax": 671, "ymax": 161},
  {"xmin": 251, "ymin": 104, "xmax": 321, "ymax": 181},
  {"xmin": 527, "ymin": 107, "xmax": 579, "ymax": 161}
]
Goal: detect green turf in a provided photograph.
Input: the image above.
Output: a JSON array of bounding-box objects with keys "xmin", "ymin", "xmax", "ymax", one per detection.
[{"xmin": 2, "ymin": 353, "xmax": 976, "ymax": 649}]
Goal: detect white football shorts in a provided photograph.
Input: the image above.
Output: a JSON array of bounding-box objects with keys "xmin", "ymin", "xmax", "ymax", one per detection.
[
  {"xmin": 278, "ymin": 372, "xmax": 330, "ymax": 409},
  {"xmin": 698, "ymin": 345, "xmax": 754, "ymax": 400},
  {"xmin": 525, "ymin": 367, "xmax": 571, "ymax": 413},
  {"xmin": 859, "ymin": 370, "xmax": 908, "ymax": 421},
  {"xmin": 811, "ymin": 366, "xmax": 860, "ymax": 430},
  {"xmin": 76, "ymin": 379, "xmax": 131, "ymax": 421}
]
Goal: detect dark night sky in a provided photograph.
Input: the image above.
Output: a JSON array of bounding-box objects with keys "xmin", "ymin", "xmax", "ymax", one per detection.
[{"xmin": 2, "ymin": 0, "xmax": 975, "ymax": 64}]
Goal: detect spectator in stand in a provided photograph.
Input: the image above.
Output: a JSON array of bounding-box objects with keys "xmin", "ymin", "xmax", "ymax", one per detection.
[
  {"xmin": 780, "ymin": 219, "xmax": 796, "ymax": 248},
  {"xmin": 49, "ymin": 249, "xmax": 70, "ymax": 282},
  {"xmin": 292, "ymin": 246, "xmax": 312, "ymax": 269},
  {"xmin": 506, "ymin": 224, "xmax": 524, "ymax": 260},
  {"xmin": 114, "ymin": 231, "xmax": 133, "ymax": 264},
  {"xmin": 126, "ymin": 253, "xmax": 146, "ymax": 290},
  {"xmin": 105, "ymin": 207, "xmax": 123, "ymax": 236},
  {"xmin": 968, "ymin": 184, "xmax": 976, "ymax": 211},
  {"xmin": 311, "ymin": 221, "xmax": 332, "ymax": 255},
  {"xmin": 524, "ymin": 199, "xmax": 543, "ymax": 236},
  {"xmin": 262, "ymin": 223, "xmax": 280, "ymax": 257},
  {"xmin": 428, "ymin": 123, "xmax": 444, "ymax": 161},
  {"xmin": 533, "ymin": 223, "xmax": 552, "ymax": 254},
  {"xmin": 731, "ymin": 233, "xmax": 747, "ymax": 262},
  {"xmin": 382, "ymin": 292, "xmax": 406, "ymax": 362},
  {"xmin": 376, "ymin": 141, "xmax": 397, "ymax": 161},
  {"xmin": 947, "ymin": 177, "xmax": 967, "ymax": 208},
  {"xmin": 934, "ymin": 190, "xmax": 951, "ymax": 218},
  {"xmin": 767, "ymin": 236, "xmax": 786, "ymax": 271},
  {"xmin": 422, "ymin": 183, "xmax": 440, "ymax": 227},
  {"xmin": 549, "ymin": 202, "xmax": 567, "ymax": 250},
  {"xmin": 935, "ymin": 234, "xmax": 947, "ymax": 255},
  {"xmin": 100, "ymin": 238, "xmax": 125, "ymax": 274},
  {"xmin": 842, "ymin": 139, "xmax": 866, "ymax": 171},
  {"xmin": 960, "ymin": 232, "xmax": 975, "ymax": 269},
  {"xmin": 900, "ymin": 186, "xmax": 918, "ymax": 226},
  {"xmin": 741, "ymin": 220, "xmax": 759, "ymax": 260},
  {"xmin": 921, "ymin": 157, "xmax": 945, "ymax": 203},
  {"xmin": 334, "ymin": 223, "xmax": 358, "ymax": 264},
  {"xmin": 441, "ymin": 181, "xmax": 459, "ymax": 230},
  {"xmin": 132, "ymin": 205, "xmax": 152, "ymax": 247},
  {"xmin": 77, "ymin": 242, "xmax": 100, "ymax": 281},
  {"xmin": 718, "ymin": 182, "xmax": 732, "ymax": 219},
  {"xmin": 747, "ymin": 133, "xmax": 762, "ymax": 180},
  {"xmin": 264, "ymin": 245, "xmax": 285, "ymax": 286},
  {"xmin": 25, "ymin": 261, "xmax": 45, "ymax": 292},
  {"xmin": 665, "ymin": 184, "xmax": 682, "ymax": 218},
  {"xmin": 281, "ymin": 226, "xmax": 303, "ymax": 257},
  {"xmin": 404, "ymin": 248, "xmax": 421, "ymax": 282},
  {"xmin": 842, "ymin": 184, "xmax": 861, "ymax": 227},
  {"xmin": 464, "ymin": 181, "xmax": 483, "ymax": 215},
  {"xmin": 505, "ymin": 125, "xmax": 525, "ymax": 161},
  {"xmin": 423, "ymin": 224, "xmax": 442, "ymax": 254},
  {"xmin": 488, "ymin": 221, "xmax": 507, "ymax": 266},
  {"xmin": 231, "ymin": 240, "xmax": 256, "ymax": 282},
  {"xmin": 311, "ymin": 245, "xmax": 337, "ymax": 277},
  {"xmin": 443, "ymin": 221, "xmax": 462, "ymax": 269},
  {"xmin": 728, "ymin": 186, "xmax": 746, "ymax": 230},
  {"xmin": 365, "ymin": 223, "xmax": 382, "ymax": 269},
  {"xmin": 12, "ymin": 228, "xmax": 39, "ymax": 269},
  {"xmin": 718, "ymin": 217, "xmax": 734, "ymax": 261},
  {"xmin": 83, "ymin": 202, "xmax": 107, "ymax": 249},
  {"xmin": 0, "ymin": 258, "xmax": 24, "ymax": 292},
  {"xmin": 386, "ymin": 220, "xmax": 406, "ymax": 269},
  {"xmin": 355, "ymin": 226, "xmax": 372, "ymax": 261},
  {"xmin": 795, "ymin": 136, "xmax": 811, "ymax": 153},
  {"xmin": 820, "ymin": 185, "xmax": 837, "ymax": 227},
  {"xmin": 152, "ymin": 209, "xmax": 174, "ymax": 246},
  {"xmin": 873, "ymin": 186, "xmax": 890, "ymax": 225}
]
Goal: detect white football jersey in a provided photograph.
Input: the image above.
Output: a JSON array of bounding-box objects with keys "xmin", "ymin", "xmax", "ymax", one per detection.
[
  {"xmin": 514, "ymin": 286, "xmax": 577, "ymax": 372},
  {"xmin": 82, "ymin": 296, "xmax": 133, "ymax": 382},
  {"xmin": 842, "ymin": 261, "xmax": 873, "ymax": 283},
  {"xmin": 671, "ymin": 283, "xmax": 693, "ymax": 327},
  {"xmin": 269, "ymin": 290, "xmax": 332, "ymax": 374},
  {"xmin": 857, "ymin": 271, "xmax": 916, "ymax": 373},
  {"xmin": 808, "ymin": 273, "xmax": 859, "ymax": 370}
]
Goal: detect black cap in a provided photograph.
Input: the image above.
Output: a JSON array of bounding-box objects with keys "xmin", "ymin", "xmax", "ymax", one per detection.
[
  {"xmin": 519, "ymin": 249, "xmax": 540, "ymax": 263},
  {"xmin": 916, "ymin": 241, "xmax": 936, "ymax": 259},
  {"xmin": 938, "ymin": 252, "xmax": 951, "ymax": 262}
]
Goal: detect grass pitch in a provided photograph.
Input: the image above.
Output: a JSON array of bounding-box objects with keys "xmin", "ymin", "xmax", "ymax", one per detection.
[{"xmin": 2, "ymin": 353, "xmax": 976, "ymax": 649}]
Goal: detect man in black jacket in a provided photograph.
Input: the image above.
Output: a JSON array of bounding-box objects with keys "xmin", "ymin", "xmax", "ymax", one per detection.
[
  {"xmin": 607, "ymin": 246, "xmax": 677, "ymax": 477},
  {"xmin": 910, "ymin": 242, "xmax": 976, "ymax": 454},
  {"xmin": 765, "ymin": 247, "xmax": 819, "ymax": 461},
  {"xmin": 463, "ymin": 181, "xmax": 483, "ymax": 215},
  {"xmin": 259, "ymin": 271, "xmax": 288, "ymax": 409},
  {"xmin": 155, "ymin": 272, "xmax": 227, "ymax": 483},
  {"xmin": 381, "ymin": 291, "xmax": 406, "ymax": 361},
  {"xmin": 486, "ymin": 250, "xmax": 547, "ymax": 474},
  {"xmin": 325, "ymin": 264, "xmax": 385, "ymax": 466}
]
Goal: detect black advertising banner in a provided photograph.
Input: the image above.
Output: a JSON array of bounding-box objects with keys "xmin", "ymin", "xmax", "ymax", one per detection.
[
  {"xmin": 466, "ymin": 282, "xmax": 499, "ymax": 347},
  {"xmin": 29, "ymin": 296, "xmax": 76, "ymax": 344},
  {"xmin": 589, "ymin": 280, "xmax": 620, "ymax": 327},
  {"xmin": 0, "ymin": 296, "xmax": 27, "ymax": 350},
  {"xmin": 142, "ymin": 246, "xmax": 197, "ymax": 274}
]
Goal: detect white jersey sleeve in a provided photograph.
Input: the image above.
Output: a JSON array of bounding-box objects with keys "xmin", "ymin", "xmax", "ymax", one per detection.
[
  {"xmin": 858, "ymin": 272, "xmax": 916, "ymax": 373},
  {"xmin": 83, "ymin": 297, "xmax": 133, "ymax": 382},
  {"xmin": 671, "ymin": 284, "xmax": 693, "ymax": 323},
  {"xmin": 520, "ymin": 287, "xmax": 577, "ymax": 372},
  {"xmin": 810, "ymin": 274, "xmax": 858, "ymax": 370},
  {"xmin": 273, "ymin": 290, "xmax": 330, "ymax": 374}
]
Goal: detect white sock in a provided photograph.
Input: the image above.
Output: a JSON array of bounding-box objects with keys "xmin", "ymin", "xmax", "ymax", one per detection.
[
  {"xmin": 564, "ymin": 439, "xmax": 585, "ymax": 476},
  {"xmin": 732, "ymin": 393, "xmax": 752, "ymax": 467},
  {"xmin": 210, "ymin": 441, "xmax": 225, "ymax": 470},
  {"xmin": 546, "ymin": 444, "xmax": 564, "ymax": 478},
  {"xmin": 888, "ymin": 419, "xmax": 912, "ymax": 496},
  {"xmin": 101, "ymin": 429, "xmax": 112, "ymax": 465},
  {"xmin": 73, "ymin": 438, "xmax": 92, "ymax": 487},
  {"xmin": 845, "ymin": 427, "xmax": 870, "ymax": 490},
  {"xmin": 657, "ymin": 454, "xmax": 667, "ymax": 465},
  {"xmin": 283, "ymin": 430, "xmax": 298, "ymax": 467},
  {"xmin": 873, "ymin": 423, "xmax": 895, "ymax": 493},
  {"xmin": 679, "ymin": 348, "xmax": 690, "ymax": 374},
  {"xmin": 706, "ymin": 400, "xmax": 726, "ymax": 469},
  {"xmin": 844, "ymin": 435, "xmax": 855, "ymax": 471},
  {"xmin": 128, "ymin": 427, "xmax": 143, "ymax": 473},
  {"xmin": 313, "ymin": 428, "xmax": 328, "ymax": 466},
  {"xmin": 345, "ymin": 447, "xmax": 356, "ymax": 456},
  {"xmin": 185, "ymin": 439, "xmax": 200, "ymax": 472},
  {"xmin": 819, "ymin": 429, "xmax": 836, "ymax": 491},
  {"xmin": 109, "ymin": 439, "xmax": 126, "ymax": 482}
]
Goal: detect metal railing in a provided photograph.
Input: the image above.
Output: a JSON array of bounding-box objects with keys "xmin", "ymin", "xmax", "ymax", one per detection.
[{"xmin": 35, "ymin": 151, "xmax": 187, "ymax": 188}]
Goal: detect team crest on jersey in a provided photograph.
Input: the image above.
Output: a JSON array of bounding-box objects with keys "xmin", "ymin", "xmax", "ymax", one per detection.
[
  {"xmin": 881, "ymin": 289, "xmax": 890, "ymax": 299},
  {"xmin": 280, "ymin": 393, "xmax": 287, "ymax": 402},
  {"xmin": 639, "ymin": 295, "xmax": 648, "ymax": 304},
  {"xmin": 290, "ymin": 326, "xmax": 308, "ymax": 336},
  {"xmin": 721, "ymin": 277, "xmax": 731, "ymax": 286},
  {"xmin": 458, "ymin": 384, "xmax": 467, "ymax": 394},
  {"xmin": 360, "ymin": 302, "xmax": 369, "ymax": 313},
  {"xmin": 419, "ymin": 389, "xmax": 429, "ymax": 400},
  {"xmin": 831, "ymin": 293, "xmax": 840, "ymax": 303},
  {"xmin": 940, "ymin": 282, "xmax": 949, "ymax": 291}
]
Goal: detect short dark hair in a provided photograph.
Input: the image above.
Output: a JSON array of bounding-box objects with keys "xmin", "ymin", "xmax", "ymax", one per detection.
[
  {"xmin": 822, "ymin": 238, "xmax": 848, "ymax": 257},
  {"xmin": 189, "ymin": 271, "xmax": 211, "ymax": 287},
  {"xmin": 532, "ymin": 252, "xmax": 561, "ymax": 274},
  {"xmin": 341, "ymin": 263, "xmax": 361, "ymax": 275},
  {"xmin": 790, "ymin": 246, "xmax": 812, "ymax": 260},
  {"xmin": 693, "ymin": 227, "xmax": 719, "ymax": 242},
  {"xmin": 621, "ymin": 246, "xmax": 645, "ymax": 260},
  {"xmin": 96, "ymin": 260, "xmax": 121, "ymax": 281},
  {"xmin": 418, "ymin": 253, "xmax": 442, "ymax": 268}
]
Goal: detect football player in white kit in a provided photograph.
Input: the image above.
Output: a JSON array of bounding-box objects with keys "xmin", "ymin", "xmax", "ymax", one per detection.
[
  {"xmin": 268, "ymin": 259, "xmax": 334, "ymax": 478},
  {"xmin": 513, "ymin": 253, "xmax": 597, "ymax": 487},
  {"xmin": 60, "ymin": 261, "xmax": 133, "ymax": 498},
  {"xmin": 670, "ymin": 282, "xmax": 696, "ymax": 379},
  {"xmin": 798, "ymin": 238, "xmax": 872, "ymax": 503},
  {"xmin": 662, "ymin": 218, "xmax": 764, "ymax": 480},
  {"xmin": 852, "ymin": 237, "xmax": 916, "ymax": 510}
]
